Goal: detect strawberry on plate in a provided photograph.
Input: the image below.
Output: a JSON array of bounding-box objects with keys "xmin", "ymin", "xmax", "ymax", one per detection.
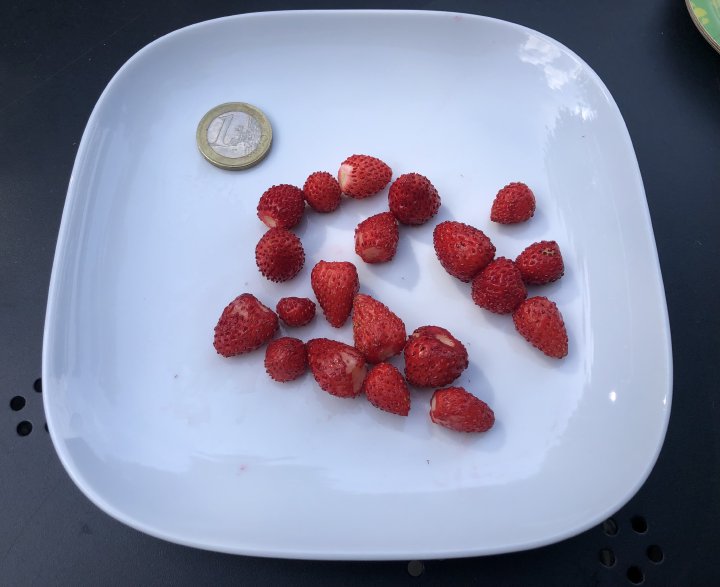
[
  {"xmin": 276, "ymin": 297, "xmax": 316, "ymax": 327},
  {"xmin": 310, "ymin": 260, "xmax": 359, "ymax": 327},
  {"xmin": 257, "ymin": 184, "xmax": 305, "ymax": 229},
  {"xmin": 264, "ymin": 337, "xmax": 307, "ymax": 382},
  {"xmin": 255, "ymin": 228, "xmax": 305, "ymax": 282},
  {"xmin": 404, "ymin": 325, "xmax": 468, "ymax": 387},
  {"xmin": 515, "ymin": 240, "xmax": 565, "ymax": 285},
  {"xmin": 213, "ymin": 293, "xmax": 278, "ymax": 357},
  {"xmin": 471, "ymin": 257, "xmax": 527, "ymax": 314},
  {"xmin": 306, "ymin": 338, "xmax": 367, "ymax": 398},
  {"xmin": 490, "ymin": 182, "xmax": 536, "ymax": 224},
  {"xmin": 338, "ymin": 154, "xmax": 392, "ymax": 199},
  {"xmin": 352, "ymin": 293, "xmax": 406, "ymax": 363},
  {"xmin": 512, "ymin": 296, "xmax": 568, "ymax": 358},
  {"xmin": 388, "ymin": 173, "xmax": 441, "ymax": 225},
  {"xmin": 430, "ymin": 387, "xmax": 495, "ymax": 433},
  {"xmin": 363, "ymin": 363, "xmax": 410, "ymax": 416},
  {"xmin": 433, "ymin": 220, "xmax": 495, "ymax": 282},
  {"xmin": 303, "ymin": 171, "xmax": 342, "ymax": 213},
  {"xmin": 354, "ymin": 212, "xmax": 399, "ymax": 264}
]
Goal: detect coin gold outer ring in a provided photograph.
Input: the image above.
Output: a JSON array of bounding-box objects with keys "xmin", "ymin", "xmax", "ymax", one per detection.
[{"xmin": 196, "ymin": 102, "xmax": 272, "ymax": 170}]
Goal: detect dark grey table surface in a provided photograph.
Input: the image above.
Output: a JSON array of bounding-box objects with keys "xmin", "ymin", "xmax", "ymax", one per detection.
[{"xmin": 2, "ymin": 1, "xmax": 719, "ymax": 585}]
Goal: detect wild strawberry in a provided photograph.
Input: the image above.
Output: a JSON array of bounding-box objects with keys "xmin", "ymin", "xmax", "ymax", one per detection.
[
  {"xmin": 430, "ymin": 387, "xmax": 495, "ymax": 433},
  {"xmin": 388, "ymin": 173, "xmax": 441, "ymax": 225},
  {"xmin": 303, "ymin": 171, "xmax": 342, "ymax": 213},
  {"xmin": 354, "ymin": 212, "xmax": 399, "ymax": 264},
  {"xmin": 512, "ymin": 296, "xmax": 568, "ymax": 358},
  {"xmin": 306, "ymin": 338, "xmax": 367, "ymax": 398},
  {"xmin": 257, "ymin": 184, "xmax": 305, "ymax": 229},
  {"xmin": 255, "ymin": 228, "xmax": 305, "ymax": 282},
  {"xmin": 490, "ymin": 182, "xmax": 536, "ymax": 224},
  {"xmin": 213, "ymin": 293, "xmax": 278, "ymax": 357},
  {"xmin": 352, "ymin": 293, "xmax": 406, "ymax": 363},
  {"xmin": 264, "ymin": 337, "xmax": 307, "ymax": 382},
  {"xmin": 404, "ymin": 325, "xmax": 468, "ymax": 387},
  {"xmin": 515, "ymin": 240, "xmax": 564, "ymax": 285},
  {"xmin": 310, "ymin": 260, "xmax": 359, "ymax": 327},
  {"xmin": 433, "ymin": 221, "xmax": 495, "ymax": 282},
  {"xmin": 363, "ymin": 363, "xmax": 410, "ymax": 416},
  {"xmin": 337, "ymin": 154, "xmax": 392, "ymax": 199},
  {"xmin": 471, "ymin": 257, "xmax": 527, "ymax": 314},
  {"xmin": 276, "ymin": 297, "xmax": 316, "ymax": 327}
]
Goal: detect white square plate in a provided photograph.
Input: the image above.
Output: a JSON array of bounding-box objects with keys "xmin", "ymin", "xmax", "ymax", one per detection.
[{"xmin": 43, "ymin": 10, "xmax": 672, "ymax": 559}]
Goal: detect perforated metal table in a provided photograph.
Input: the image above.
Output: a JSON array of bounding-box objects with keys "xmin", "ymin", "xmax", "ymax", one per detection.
[{"xmin": 2, "ymin": 1, "xmax": 719, "ymax": 585}]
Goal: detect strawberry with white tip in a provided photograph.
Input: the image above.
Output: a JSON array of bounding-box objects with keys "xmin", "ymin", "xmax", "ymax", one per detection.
[
  {"xmin": 213, "ymin": 294, "xmax": 279, "ymax": 357},
  {"xmin": 430, "ymin": 387, "xmax": 495, "ymax": 433},
  {"xmin": 354, "ymin": 212, "xmax": 399, "ymax": 264},
  {"xmin": 338, "ymin": 154, "xmax": 392, "ymax": 199},
  {"xmin": 404, "ymin": 325, "xmax": 469, "ymax": 387},
  {"xmin": 257, "ymin": 184, "xmax": 305, "ymax": 229},
  {"xmin": 306, "ymin": 338, "xmax": 367, "ymax": 398}
]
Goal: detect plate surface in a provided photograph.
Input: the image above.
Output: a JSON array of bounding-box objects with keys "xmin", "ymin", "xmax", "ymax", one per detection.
[{"xmin": 43, "ymin": 10, "xmax": 672, "ymax": 559}]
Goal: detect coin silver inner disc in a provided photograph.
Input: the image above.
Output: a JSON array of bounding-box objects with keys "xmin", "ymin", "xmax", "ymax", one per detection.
[{"xmin": 206, "ymin": 111, "xmax": 263, "ymax": 158}]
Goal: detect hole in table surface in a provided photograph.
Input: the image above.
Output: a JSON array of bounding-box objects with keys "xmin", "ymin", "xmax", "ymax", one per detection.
[
  {"xmin": 602, "ymin": 517, "xmax": 619, "ymax": 536},
  {"xmin": 647, "ymin": 544, "xmax": 663, "ymax": 563},
  {"xmin": 627, "ymin": 566, "xmax": 644, "ymax": 584},
  {"xmin": 599, "ymin": 548, "xmax": 616, "ymax": 567},
  {"xmin": 33, "ymin": 378, "xmax": 42, "ymax": 393},
  {"xmin": 407, "ymin": 561, "xmax": 424, "ymax": 577},
  {"xmin": 10, "ymin": 395, "xmax": 26, "ymax": 411},
  {"xmin": 17, "ymin": 421, "xmax": 33, "ymax": 436},
  {"xmin": 631, "ymin": 516, "xmax": 648, "ymax": 534}
]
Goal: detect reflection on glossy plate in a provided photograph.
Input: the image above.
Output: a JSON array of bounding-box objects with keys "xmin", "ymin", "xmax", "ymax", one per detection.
[{"xmin": 43, "ymin": 11, "xmax": 672, "ymax": 559}]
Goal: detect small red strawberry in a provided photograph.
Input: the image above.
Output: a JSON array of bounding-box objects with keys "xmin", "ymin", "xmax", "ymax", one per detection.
[
  {"xmin": 512, "ymin": 296, "xmax": 568, "ymax": 358},
  {"xmin": 352, "ymin": 293, "xmax": 406, "ymax": 363},
  {"xmin": 306, "ymin": 338, "xmax": 367, "ymax": 398},
  {"xmin": 338, "ymin": 154, "xmax": 392, "ymax": 199},
  {"xmin": 515, "ymin": 240, "xmax": 565, "ymax": 285},
  {"xmin": 257, "ymin": 184, "xmax": 305, "ymax": 229},
  {"xmin": 490, "ymin": 182, "xmax": 536, "ymax": 224},
  {"xmin": 303, "ymin": 171, "xmax": 342, "ymax": 213},
  {"xmin": 354, "ymin": 212, "xmax": 399, "ymax": 264},
  {"xmin": 213, "ymin": 293, "xmax": 279, "ymax": 357},
  {"xmin": 310, "ymin": 260, "xmax": 359, "ymax": 327},
  {"xmin": 430, "ymin": 387, "xmax": 495, "ymax": 433},
  {"xmin": 363, "ymin": 363, "xmax": 410, "ymax": 416},
  {"xmin": 388, "ymin": 173, "xmax": 441, "ymax": 225},
  {"xmin": 404, "ymin": 325, "xmax": 469, "ymax": 387},
  {"xmin": 276, "ymin": 297, "xmax": 316, "ymax": 327},
  {"xmin": 433, "ymin": 221, "xmax": 496, "ymax": 282},
  {"xmin": 471, "ymin": 257, "xmax": 527, "ymax": 314},
  {"xmin": 255, "ymin": 228, "xmax": 305, "ymax": 282},
  {"xmin": 264, "ymin": 337, "xmax": 307, "ymax": 382}
]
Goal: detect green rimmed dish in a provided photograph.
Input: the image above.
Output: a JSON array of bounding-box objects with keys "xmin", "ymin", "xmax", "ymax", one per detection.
[{"xmin": 687, "ymin": 0, "xmax": 720, "ymax": 53}]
